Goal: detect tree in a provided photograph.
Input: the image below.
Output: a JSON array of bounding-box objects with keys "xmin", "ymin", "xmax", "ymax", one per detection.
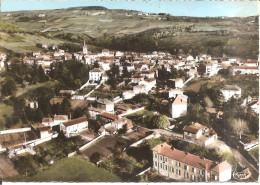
[
  {"xmin": 229, "ymin": 118, "xmax": 249, "ymax": 140},
  {"xmin": 1, "ymin": 77, "xmax": 17, "ymax": 96},
  {"xmin": 90, "ymin": 152, "xmax": 101, "ymax": 164},
  {"xmin": 151, "ymin": 114, "xmax": 170, "ymax": 129}
]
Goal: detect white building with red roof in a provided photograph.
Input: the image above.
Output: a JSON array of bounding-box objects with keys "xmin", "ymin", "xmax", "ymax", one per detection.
[
  {"xmin": 152, "ymin": 142, "xmax": 232, "ymax": 182},
  {"xmin": 183, "ymin": 123, "xmax": 218, "ymax": 147},
  {"xmin": 60, "ymin": 117, "xmax": 88, "ymax": 137},
  {"xmin": 170, "ymin": 95, "xmax": 188, "ymax": 119}
]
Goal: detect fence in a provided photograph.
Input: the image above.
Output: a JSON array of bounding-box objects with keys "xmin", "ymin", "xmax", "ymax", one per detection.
[
  {"xmin": 130, "ymin": 132, "xmax": 160, "ymax": 147},
  {"xmin": 26, "ymin": 133, "xmax": 59, "ymax": 147},
  {"xmin": 0, "ymin": 127, "xmax": 31, "ymax": 135},
  {"xmin": 68, "ymin": 151, "xmax": 77, "ymax": 157},
  {"xmin": 79, "ymin": 134, "xmax": 105, "ymax": 151}
]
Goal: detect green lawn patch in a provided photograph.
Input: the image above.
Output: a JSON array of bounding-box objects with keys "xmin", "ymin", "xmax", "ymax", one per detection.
[
  {"xmin": 0, "ymin": 103, "xmax": 14, "ymax": 129},
  {"xmin": 249, "ymin": 147, "xmax": 259, "ymax": 162},
  {"xmin": 12, "ymin": 156, "xmax": 121, "ymax": 182}
]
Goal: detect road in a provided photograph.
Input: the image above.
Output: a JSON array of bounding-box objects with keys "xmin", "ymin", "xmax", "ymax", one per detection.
[{"xmin": 231, "ymin": 148, "xmax": 259, "ymax": 182}]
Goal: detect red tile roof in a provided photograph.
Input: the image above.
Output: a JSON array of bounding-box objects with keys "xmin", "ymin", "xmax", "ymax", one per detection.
[
  {"xmin": 42, "ymin": 118, "xmax": 53, "ymax": 123},
  {"xmin": 145, "ymin": 78, "xmax": 156, "ymax": 82},
  {"xmin": 172, "ymin": 95, "xmax": 187, "ymax": 105},
  {"xmin": 54, "ymin": 115, "xmax": 68, "ymax": 120},
  {"xmin": 62, "ymin": 117, "xmax": 88, "ymax": 127},
  {"xmin": 152, "ymin": 143, "xmax": 231, "ymax": 173},
  {"xmin": 183, "ymin": 125, "xmax": 199, "ymax": 134},
  {"xmin": 100, "ymin": 112, "xmax": 119, "ymax": 121}
]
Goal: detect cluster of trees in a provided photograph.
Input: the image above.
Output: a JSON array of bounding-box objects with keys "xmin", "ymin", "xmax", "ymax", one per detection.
[
  {"xmin": 49, "ymin": 60, "xmax": 89, "ymax": 89},
  {"xmin": 106, "ymin": 63, "xmax": 120, "ymax": 90},
  {"xmin": 3, "ymin": 61, "xmax": 49, "ymax": 86},
  {"xmin": 157, "ymin": 66, "xmax": 187, "ymax": 87}
]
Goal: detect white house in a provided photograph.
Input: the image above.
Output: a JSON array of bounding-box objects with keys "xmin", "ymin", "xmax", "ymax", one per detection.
[
  {"xmin": 101, "ymin": 62, "xmax": 110, "ymax": 71},
  {"xmin": 53, "ymin": 115, "xmax": 69, "ymax": 126},
  {"xmin": 89, "ymin": 68, "xmax": 104, "ymax": 81},
  {"xmin": 220, "ymin": 85, "xmax": 241, "ymax": 101},
  {"xmin": 97, "ymin": 98, "xmax": 115, "ymax": 114},
  {"xmin": 169, "ymin": 89, "xmax": 183, "ymax": 98},
  {"xmin": 123, "ymin": 90, "xmax": 136, "ymax": 100},
  {"xmin": 205, "ymin": 61, "xmax": 218, "ymax": 77},
  {"xmin": 60, "ymin": 117, "xmax": 88, "ymax": 137},
  {"xmin": 170, "ymin": 95, "xmax": 188, "ymax": 119},
  {"xmin": 169, "ymin": 78, "xmax": 184, "ymax": 89}
]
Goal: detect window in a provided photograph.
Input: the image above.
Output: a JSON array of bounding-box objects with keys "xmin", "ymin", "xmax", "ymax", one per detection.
[
  {"xmin": 160, "ymin": 163, "xmax": 162, "ymax": 169},
  {"xmin": 176, "ymin": 169, "xmax": 181, "ymax": 175},
  {"xmin": 153, "ymin": 153, "xmax": 157, "ymax": 158},
  {"xmin": 191, "ymin": 175, "xmax": 195, "ymax": 181},
  {"xmin": 184, "ymin": 165, "xmax": 189, "ymax": 170},
  {"xmin": 176, "ymin": 162, "xmax": 181, "ymax": 167},
  {"xmin": 214, "ymin": 175, "xmax": 218, "ymax": 181},
  {"xmin": 192, "ymin": 167, "xmax": 196, "ymax": 173},
  {"xmin": 184, "ymin": 172, "xmax": 189, "ymax": 178},
  {"xmin": 170, "ymin": 167, "xmax": 174, "ymax": 173},
  {"xmin": 160, "ymin": 155, "xmax": 163, "ymax": 161},
  {"xmin": 154, "ymin": 161, "xmax": 157, "ymax": 167},
  {"xmin": 171, "ymin": 160, "xmax": 174, "ymax": 165},
  {"xmin": 164, "ymin": 157, "xmax": 168, "ymax": 162},
  {"xmin": 165, "ymin": 165, "xmax": 168, "ymax": 170},
  {"xmin": 199, "ymin": 170, "xmax": 204, "ymax": 175}
]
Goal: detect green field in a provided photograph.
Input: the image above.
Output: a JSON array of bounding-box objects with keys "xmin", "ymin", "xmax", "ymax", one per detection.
[
  {"xmin": 12, "ymin": 156, "xmax": 121, "ymax": 182},
  {"xmin": 249, "ymin": 147, "xmax": 259, "ymax": 162},
  {"xmin": 0, "ymin": 103, "xmax": 14, "ymax": 128}
]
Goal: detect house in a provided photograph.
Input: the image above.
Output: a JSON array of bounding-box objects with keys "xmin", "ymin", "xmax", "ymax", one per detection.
[
  {"xmin": 89, "ymin": 68, "xmax": 104, "ymax": 82},
  {"xmin": 170, "ymin": 95, "xmax": 188, "ymax": 119},
  {"xmin": 59, "ymin": 90, "xmax": 75, "ymax": 97},
  {"xmin": 141, "ymin": 71, "xmax": 155, "ymax": 79},
  {"xmin": 205, "ymin": 61, "xmax": 218, "ymax": 77},
  {"xmin": 60, "ymin": 117, "xmax": 88, "ymax": 137},
  {"xmin": 131, "ymin": 75, "xmax": 145, "ymax": 84},
  {"xmin": 133, "ymin": 84, "xmax": 149, "ymax": 94},
  {"xmin": 168, "ymin": 78, "xmax": 184, "ymax": 89},
  {"xmin": 183, "ymin": 123, "xmax": 218, "ymax": 147},
  {"xmin": 169, "ymin": 89, "xmax": 183, "ymax": 98},
  {"xmin": 53, "ymin": 115, "xmax": 69, "ymax": 125},
  {"xmin": 231, "ymin": 66, "xmax": 259, "ymax": 75},
  {"xmin": 31, "ymin": 123, "xmax": 53, "ymax": 139},
  {"xmin": 104, "ymin": 117, "xmax": 133, "ymax": 134},
  {"xmin": 97, "ymin": 98, "xmax": 114, "ymax": 114},
  {"xmin": 220, "ymin": 85, "xmax": 241, "ymax": 101},
  {"xmin": 42, "ymin": 118, "xmax": 54, "ymax": 127},
  {"xmin": 152, "ymin": 142, "xmax": 232, "ymax": 182},
  {"xmin": 122, "ymin": 90, "xmax": 136, "ymax": 100},
  {"xmin": 88, "ymin": 106, "xmax": 105, "ymax": 120},
  {"xmin": 98, "ymin": 112, "xmax": 119, "ymax": 124},
  {"xmin": 138, "ymin": 78, "xmax": 156, "ymax": 91}
]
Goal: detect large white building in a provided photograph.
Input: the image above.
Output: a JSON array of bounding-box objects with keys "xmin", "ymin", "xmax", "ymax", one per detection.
[
  {"xmin": 170, "ymin": 95, "xmax": 188, "ymax": 119},
  {"xmin": 220, "ymin": 85, "xmax": 241, "ymax": 101},
  {"xmin": 152, "ymin": 142, "xmax": 232, "ymax": 182},
  {"xmin": 60, "ymin": 117, "xmax": 88, "ymax": 137},
  {"xmin": 89, "ymin": 68, "xmax": 104, "ymax": 81}
]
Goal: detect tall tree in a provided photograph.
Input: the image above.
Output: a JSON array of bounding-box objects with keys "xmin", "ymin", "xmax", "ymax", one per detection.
[{"xmin": 229, "ymin": 118, "xmax": 249, "ymax": 140}]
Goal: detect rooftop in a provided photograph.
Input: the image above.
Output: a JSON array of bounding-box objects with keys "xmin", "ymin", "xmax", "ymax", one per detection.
[
  {"xmin": 62, "ymin": 117, "xmax": 88, "ymax": 127},
  {"xmin": 152, "ymin": 143, "xmax": 231, "ymax": 173}
]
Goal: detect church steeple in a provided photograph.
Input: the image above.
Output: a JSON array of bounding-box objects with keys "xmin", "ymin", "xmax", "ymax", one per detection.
[{"xmin": 83, "ymin": 39, "xmax": 88, "ymax": 55}]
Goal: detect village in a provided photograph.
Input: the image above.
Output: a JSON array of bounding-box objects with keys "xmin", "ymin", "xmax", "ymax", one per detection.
[{"xmin": 0, "ymin": 37, "xmax": 259, "ymax": 182}]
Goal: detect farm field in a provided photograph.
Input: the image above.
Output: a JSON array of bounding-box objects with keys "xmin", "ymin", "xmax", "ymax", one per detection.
[{"xmin": 11, "ymin": 156, "xmax": 121, "ymax": 182}]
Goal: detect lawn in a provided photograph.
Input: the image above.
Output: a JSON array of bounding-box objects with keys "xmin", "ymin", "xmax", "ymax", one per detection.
[
  {"xmin": 12, "ymin": 156, "xmax": 121, "ymax": 182},
  {"xmin": 249, "ymin": 147, "xmax": 259, "ymax": 162},
  {"xmin": 0, "ymin": 103, "xmax": 14, "ymax": 129}
]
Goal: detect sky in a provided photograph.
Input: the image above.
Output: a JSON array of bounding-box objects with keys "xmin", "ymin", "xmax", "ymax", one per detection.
[{"xmin": 1, "ymin": 0, "xmax": 259, "ymax": 17}]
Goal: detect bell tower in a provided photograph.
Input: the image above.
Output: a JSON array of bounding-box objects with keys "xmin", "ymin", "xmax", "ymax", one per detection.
[{"xmin": 83, "ymin": 39, "xmax": 88, "ymax": 55}]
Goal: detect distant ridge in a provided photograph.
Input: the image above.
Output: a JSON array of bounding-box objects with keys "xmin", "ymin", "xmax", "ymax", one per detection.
[{"xmin": 67, "ymin": 6, "xmax": 108, "ymax": 11}]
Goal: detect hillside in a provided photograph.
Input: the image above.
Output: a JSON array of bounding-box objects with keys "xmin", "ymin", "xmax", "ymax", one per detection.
[{"xmin": 0, "ymin": 6, "xmax": 258, "ymax": 58}]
